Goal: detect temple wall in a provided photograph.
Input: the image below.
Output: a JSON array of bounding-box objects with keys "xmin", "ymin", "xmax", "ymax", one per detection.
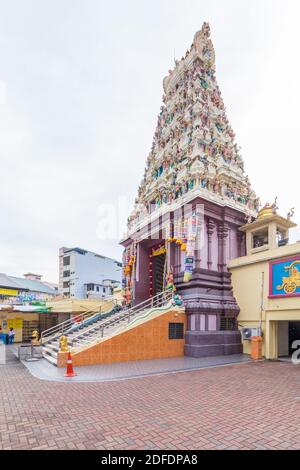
[
  {"xmin": 180, "ymin": 250, "xmax": 185, "ymax": 272},
  {"xmin": 173, "ymin": 245, "xmax": 181, "ymax": 274},
  {"xmin": 229, "ymin": 228, "xmax": 239, "ymax": 261},
  {"xmin": 58, "ymin": 308, "xmax": 186, "ymax": 367},
  {"xmin": 211, "ymin": 227, "xmax": 219, "ymax": 271},
  {"xmin": 200, "ymin": 222, "xmax": 208, "ymax": 269},
  {"xmin": 196, "ymin": 217, "xmax": 242, "ymax": 272},
  {"xmin": 122, "ymin": 198, "xmax": 247, "ymax": 358}
]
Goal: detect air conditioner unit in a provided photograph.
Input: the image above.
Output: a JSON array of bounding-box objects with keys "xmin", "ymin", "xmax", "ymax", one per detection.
[{"xmin": 241, "ymin": 327, "xmax": 262, "ymax": 341}]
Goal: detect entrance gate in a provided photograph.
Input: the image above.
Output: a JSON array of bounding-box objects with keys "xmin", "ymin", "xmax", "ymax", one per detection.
[{"xmin": 152, "ymin": 253, "xmax": 166, "ymax": 296}]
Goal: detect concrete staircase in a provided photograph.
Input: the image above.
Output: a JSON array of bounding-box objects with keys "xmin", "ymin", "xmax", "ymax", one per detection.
[{"xmin": 42, "ymin": 291, "xmax": 173, "ymax": 366}]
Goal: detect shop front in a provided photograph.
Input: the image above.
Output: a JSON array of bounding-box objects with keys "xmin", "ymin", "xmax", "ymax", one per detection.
[
  {"xmin": 0, "ymin": 307, "xmax": 69, "ymax": 344},
  {"xmin": 0, "ymin": 287, "xmax": 19, "ymax": 304},
  {"xmin": 0, "ymin": 312, "xmax": 39, "ymax": 343}
]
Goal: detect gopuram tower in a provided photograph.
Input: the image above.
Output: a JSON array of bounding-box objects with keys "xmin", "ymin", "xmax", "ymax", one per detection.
[{"xmin": 121, "ymin": 23, "xmax": 259, "ymax": 357}]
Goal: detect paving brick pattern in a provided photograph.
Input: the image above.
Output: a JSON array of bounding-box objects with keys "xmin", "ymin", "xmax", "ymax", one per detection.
[{"xmin": 0, "ymin": 360, "xmax": 300, "ymax": 450}]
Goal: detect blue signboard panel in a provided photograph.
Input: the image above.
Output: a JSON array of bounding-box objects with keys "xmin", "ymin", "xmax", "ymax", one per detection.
[{"xmin": 269, "ymin": 256, "xmax": 300, "ymax": 298}]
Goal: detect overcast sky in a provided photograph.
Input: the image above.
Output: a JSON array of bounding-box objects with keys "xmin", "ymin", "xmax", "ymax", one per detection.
[{"xmin": 1, "ymin": 0, "xmax": 300, "ymax": 283}]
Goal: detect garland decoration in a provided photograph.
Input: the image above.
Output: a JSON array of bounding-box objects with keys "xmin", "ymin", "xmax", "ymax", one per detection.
[{"xmin": 183, "ymin": 210, "xmax": 198, "ymax": 283}]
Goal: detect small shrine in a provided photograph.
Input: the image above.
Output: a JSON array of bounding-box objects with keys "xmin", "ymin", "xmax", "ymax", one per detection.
[
  {"xmin": 239, "ymin": 200, "xmax": 297, "ymax": 255},
  {"xmin": 121, "ymin": 23, "xmax": 260, "ymax": 357},
  {"xmin": 229, "ymin": 203, "xmax": 299, "ymax": 361}
]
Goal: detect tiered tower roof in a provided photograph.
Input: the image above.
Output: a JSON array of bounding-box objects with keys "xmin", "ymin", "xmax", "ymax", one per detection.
[{"xmin": 127, "ymin": 23, "xmax": 259, "ymax": 233}]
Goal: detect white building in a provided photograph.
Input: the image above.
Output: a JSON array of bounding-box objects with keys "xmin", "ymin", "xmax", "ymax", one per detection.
[{"xmin": 59, "ymin": 247, "xmax": 122, "ymax": 299}]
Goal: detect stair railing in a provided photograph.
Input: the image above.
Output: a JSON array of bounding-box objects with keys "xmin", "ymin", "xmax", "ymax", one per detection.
[
  {"xmin": 70, "ymin": 290, "xmax": 173, "ymax": 348},
  {"xmin": 41, "ymin": 299, "xmax": 119, "ymax": 343}
]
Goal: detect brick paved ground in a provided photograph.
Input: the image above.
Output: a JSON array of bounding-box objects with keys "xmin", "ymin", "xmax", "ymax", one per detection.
[{"xmin": 0, "ymin": 360, "xmax": 300, "ymax": 450}]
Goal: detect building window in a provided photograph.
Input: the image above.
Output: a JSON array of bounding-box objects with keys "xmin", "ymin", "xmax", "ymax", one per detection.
[
  {"xmin": 168, "ymin": 323, "xmax": 184, "ymax": 340},
  {"xmin": 63, "ymin": 256, "xmax": 71, "ymax": 266},
  {"xmin": 63, "ymin": 282, "xmax": 69, "ymax": 289},
  {"xmin": 252, "ymin": 229, "xmax": 268, "ymax": 249},
  {"xmin": 86, "ymin": 284, "xmax": 94, "ymax": 291},
  {"xmin": 63, "ymin": 271, "xmax": 70, "ymax": 278},
  {"xmin": 96, "ymin": 287, "xmax": 99, "ymax": 292},
  {"xmin": 220, "ymin": 317, "xmax": 236, "ymax": 331}
]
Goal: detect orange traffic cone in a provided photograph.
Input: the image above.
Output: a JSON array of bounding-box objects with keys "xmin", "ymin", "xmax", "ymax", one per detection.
[{"xmin": 64, "ymin": 352, "xmax": 77, "ymax": 377}]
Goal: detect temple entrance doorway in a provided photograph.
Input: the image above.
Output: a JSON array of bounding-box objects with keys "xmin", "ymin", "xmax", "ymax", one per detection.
[
  {"xmin": 289, "ymin": 322, "xmax": 300, "ymax": 356},
  {"xmin": 278, "ymin": 321, "xmax": 300, "ymax": 359},
  {"xmin": 152, "ymin": 253, "xmax": 166, "ymax": 296}
]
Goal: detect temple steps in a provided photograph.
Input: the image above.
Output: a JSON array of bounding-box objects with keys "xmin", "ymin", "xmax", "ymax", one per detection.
[{"xmin": 42, "ymin": 291, "xmax": 173, "ymax": 366}]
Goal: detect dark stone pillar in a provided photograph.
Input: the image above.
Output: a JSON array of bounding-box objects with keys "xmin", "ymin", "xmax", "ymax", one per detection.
[
  {"xmin": 217, "ymin": 223, "xmax": 229, "ymax": 272},
  {"xmin": 195, "ymin": 219, "xmax": 203, "ymax": 269},
  {"xmin": 237, "ymin": 231, "xmax": 245, "ymax": 257},
  {"xmin": 207, "ymin": 219, "xmax": 215, "ymax": 270}
]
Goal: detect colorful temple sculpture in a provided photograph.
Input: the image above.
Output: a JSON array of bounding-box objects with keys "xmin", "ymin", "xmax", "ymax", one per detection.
[{"xmin": 120, "ymin": 23, "xmax": 259, "ymax": 357}]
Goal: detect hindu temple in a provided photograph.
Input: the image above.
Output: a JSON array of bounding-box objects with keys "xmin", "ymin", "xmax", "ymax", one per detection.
[{"xmin": 120, "ymin": 23, "xmax": 260, "ymax": 358}]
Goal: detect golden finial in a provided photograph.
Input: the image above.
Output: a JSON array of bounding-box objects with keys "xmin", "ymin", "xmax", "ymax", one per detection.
[
  {"xmin": 257, "ymin": 203, "xmax": 274, "ymax": 220},
  {"xmin": 257, "ymin": 197, "xmax": 279, "ymax": 220}
]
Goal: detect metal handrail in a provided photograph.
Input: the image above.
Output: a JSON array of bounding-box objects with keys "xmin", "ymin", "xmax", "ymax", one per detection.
[
  {"xmin": 41, "ymin": 307, "xmax": 100, "ymax": 341},
  {"xmin": 41, "ymin": 299, "xmax": 118, "ymax": 343},
  {"xmin": 70, "ymin": 290, "xmax": 173, "ymax": 348}
]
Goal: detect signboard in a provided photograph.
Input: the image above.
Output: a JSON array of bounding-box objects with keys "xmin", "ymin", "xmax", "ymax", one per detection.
[
  {"xmin": 7, "ymin": 319, "xmax": 23, "ymax": 329},
  {"xmin": 0, "ymin": 288, "xmax": 18, "ymax": 297},
  {"xmin": 269, "ymin": 255, "xmax": 300, "ymax": 298}
]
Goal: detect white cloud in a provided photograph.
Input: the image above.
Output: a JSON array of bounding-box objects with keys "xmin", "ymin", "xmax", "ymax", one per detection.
[{"xmin": 0, "ymin": 80, "xmax": 7, "ymax": 105}]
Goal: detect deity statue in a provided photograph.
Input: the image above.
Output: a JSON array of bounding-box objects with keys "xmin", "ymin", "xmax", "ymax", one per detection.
[
  {"xmin": 226, "ymin": 183, "xmax": 236, "ymax": 200},
  {"xmin": 172, "ymin": 294, "xmax": 184, "ymax": 307},
  {"xmin": 123, "ymin": 288, "xmax": 132, "ymax": 308},
  {"xmin": 166, "ymin": 272, "xmax": 176, "ymax": 293},
  {"xmin": 188, "ymin": 179, "xmax": 195, "ymax": 190},
  {"xmin": 271, "ymin": 197, "xmax": 279, "ymax": 214},
  {"xmin": 59, "ymin": 335, "xmax": 69, "ymax": 353},
  {"xmin": 31, "ymin": 330, "xmax": 40, "ymax": 345},
  {"xmin": 245, "ymin": 213, "xmax": 253, "ymax": 225},
  {"xmin": 201, "ymin": 175, "xmax": 207, "ymax": 189},
  {"xmin": 287, "ymin": 208, "xmax": 295, "ymax": 220},
  {"xmin": 213, "ymin": 177, "xmax": 220, "ymax": 194}
]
